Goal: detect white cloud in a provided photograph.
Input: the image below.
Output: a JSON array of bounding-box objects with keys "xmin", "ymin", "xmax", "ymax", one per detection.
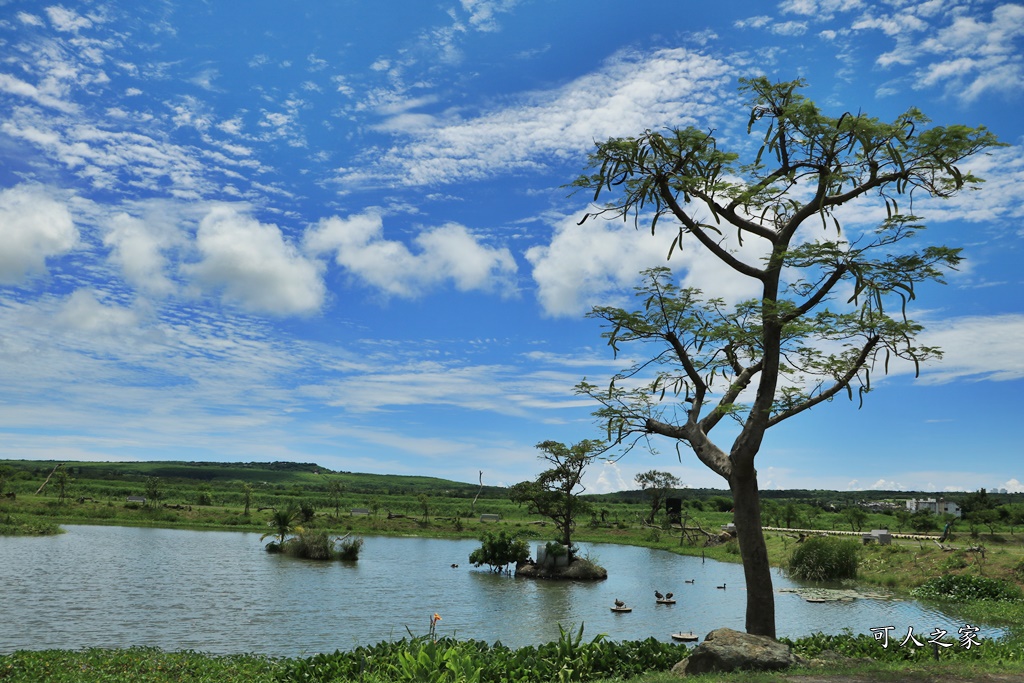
[
  {"xmin": 854, "ymin": 3, "xmax": 1024, "ymax": 101},
  {"xmin": 334, "ymin": 47, "xmax": 734, "ymax": 188},
  {"xmin": 102, "ymin": 211, "xmax": 182, "ymax": 296},
  {"xmin": 186, "ymin": 206, "xmax": 325, "ymax": 316},
  {"xmin": 1003, "ymin": 478, "xmax": 1024, "ymax": 493},
  {"xmin": 916, "ymin": 314, "xmax": 1024, "ymax": 383},
  {"xmin": 53, "ymin": 289, "xmax": 141, "ymax": 335},
  {"xmin": 45, "ymin": 6, "xmax": 93, "ymax": 32},
  {"xmin": 0, "ymin": 184, "xmax": 78, "ymax": 284},
  {"xmin": 17, "ymin": 12, "xmax": 45, "ymax": 26},
  {"xmin": 526, "ymin": 212, "xmax": 765, "ymax": 318},
  {"xmin": 459, "ymin": 0, "xmax": 519, "ymax": 32},
  {"xmin": 305, "ymin": 211, "xmax": 517, "ymax": 297}
]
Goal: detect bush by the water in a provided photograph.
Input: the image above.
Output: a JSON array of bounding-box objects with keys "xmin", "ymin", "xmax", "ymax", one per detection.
[
  {"xmin": 469, "ymin": 529, "xmax": 529, "ymax": 573},
  {"xmin": 911, "ymin": 574, "xmax": 1024, "ymax": 602},
  {"xmin": 268, "ymin": 530, "xmax": 363, "ymax": 561},
  {"xmin": 787, "ymin": 536, "xmax": 859, "ymax": 581}
]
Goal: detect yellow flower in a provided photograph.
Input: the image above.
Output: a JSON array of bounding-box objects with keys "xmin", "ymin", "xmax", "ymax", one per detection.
[{"xmin": 433, "ymin": 613, "xmax": 442, "ymax": 622}]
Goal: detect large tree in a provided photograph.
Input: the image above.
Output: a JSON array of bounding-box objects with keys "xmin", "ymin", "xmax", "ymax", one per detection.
[
  {"xmin": 574, "ymin": 77, "xmax": 1001, "ymax": 637},
  {"xmin": 510, "ymin": 440, "xmax": 602, "ymax": 558}
]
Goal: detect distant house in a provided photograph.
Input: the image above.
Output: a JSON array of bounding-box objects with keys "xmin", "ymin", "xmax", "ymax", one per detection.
[
  {"xmin": 126, "ymin": 496, "xmax": 147, "ymax": 505},
  {"xmin": 905, "ymin": 498, "xmax": 961, "ymax": 518}
]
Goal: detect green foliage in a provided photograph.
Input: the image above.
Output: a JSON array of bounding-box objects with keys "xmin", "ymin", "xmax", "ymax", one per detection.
[
  {"xmin": 0, "ymin": 647, "xmax": 282, "ymax": 683},
  {"xmin": 783, "ymin": 629, "xmax": 1024, "ymax": 664},
  {"xmin": 911, "ymin": 575, "xmax": 1024, "ymax": 603},
  {"xmin": 469, "ymin": 529, "xmax": 529, "ymax": 573},
  {"xmin": 0, "ymin": 513, "xmax": 62, "ymax": 536},
  {"xmin": 788, "ymin": 536, "xmax": 859, "ymax": 581},
  {"xmin": 278, "ymin": 626, "xmax": 688, "ymax": 683}
]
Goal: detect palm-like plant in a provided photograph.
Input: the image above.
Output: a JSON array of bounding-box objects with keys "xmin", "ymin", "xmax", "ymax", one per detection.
[{"xmin": 261, "ymin": 504, "xmax": 299, "ymax": 547}]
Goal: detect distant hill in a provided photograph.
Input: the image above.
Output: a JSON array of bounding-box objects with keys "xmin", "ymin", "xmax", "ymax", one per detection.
[{"xmin": 0, "ymin": 459, "xmax": 508, "ymax": 498}]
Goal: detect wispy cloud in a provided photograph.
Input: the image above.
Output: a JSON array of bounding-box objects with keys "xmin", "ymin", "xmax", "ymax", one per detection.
[{"xmin": 333, "ymin": 47, "xmax": 735, "ymax": 188}]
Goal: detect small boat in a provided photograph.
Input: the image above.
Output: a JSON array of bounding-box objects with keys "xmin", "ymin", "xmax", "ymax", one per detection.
[
  {"xmin": 671, "ymin": 632, "xmax": 698, "ymax": 642},
  {"xmin": 655, "ymin": 598, "xmax": 677, "ymax": 605}
]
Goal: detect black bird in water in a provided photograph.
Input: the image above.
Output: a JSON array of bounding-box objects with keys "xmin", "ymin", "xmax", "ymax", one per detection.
[
  {"xmin": 614, "ymin": 599, "xmax": 625, "ymax": 608},
  {"xmin": 684, "ymin": 579, "xmax": 695, "ymax": 584},
  {"xmin": 665, "ymin": 592, "xmax": 674, "ymax": 600},
  {"xmin": 654, "ymin": 591, "xmax": 664, "ymax": 600},
  {"xmin": 717, "ymin": 583, "xmax": 727, "ymax": 590}
]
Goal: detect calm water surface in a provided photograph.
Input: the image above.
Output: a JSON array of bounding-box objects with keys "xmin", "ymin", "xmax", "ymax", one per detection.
[{"xmin": 0, "ymin": 525, "xmax": 993, "ymax": 656}]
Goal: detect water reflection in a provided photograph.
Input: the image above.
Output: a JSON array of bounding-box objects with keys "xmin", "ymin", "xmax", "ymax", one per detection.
[{"xmin": 0, "ymin": 525, "xmax": 997, "ymax": 657}]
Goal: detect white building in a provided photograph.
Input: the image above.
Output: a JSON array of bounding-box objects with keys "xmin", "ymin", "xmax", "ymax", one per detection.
[{"xmin": 905, "ymin": 498, "xmax": 961, "ymax": 517}]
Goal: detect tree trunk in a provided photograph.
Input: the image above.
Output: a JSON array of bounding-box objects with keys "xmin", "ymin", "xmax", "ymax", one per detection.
[{"xmin": 729, "ymin": 467, "xmax": 776, "ymax": 638}]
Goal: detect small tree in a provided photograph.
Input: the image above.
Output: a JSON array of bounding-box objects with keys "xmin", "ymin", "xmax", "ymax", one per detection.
[
  {"xmin": 242, "ymin": 482, "xmax": 253, "ymax": 516},
  {"xmin": 417, "ymin": 493, "xmax": 431, "ymax": 523},
  {"xmin": 510, "ymin": 440, "xmax": 602, "ymax": 558},
  {"xmin": 844, "ymin": 506, "xmax": 868, "ymax": 532},
  {"xmin": 52, "ymin": 469, "xmax": 70, "ymax": 504},
  {"xmin": 262, "ymin": 504, "xmax": 299, "ymax": 547},
  {"xmin": 635, "ymin": 469, "xmax": 682, "ymax": 524},
  {"xmin": 574, "ymin": 77, "xmax": 1000, "ymax": 636},
  {"xmin": 469, "ymin": 529, "xmax": 530, "ymax": 573},
  {"xmin": 328, "ymin": 479, "xmax": 345, "ymax": 519},
  {"xmin": 144, "ymin": 477, "xmax": 162, "ymax": 507}
]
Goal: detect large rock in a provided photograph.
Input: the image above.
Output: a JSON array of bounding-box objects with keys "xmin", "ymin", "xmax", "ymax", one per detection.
[{"xmin": 672, "ymin": 628, "xmax": 797, "ymax": 676}]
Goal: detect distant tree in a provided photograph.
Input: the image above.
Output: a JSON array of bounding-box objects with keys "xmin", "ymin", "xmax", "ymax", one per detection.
[
  {"xmin": 242, "ymin": 482, "xmax": 253, "ymax": 516},
  {"xmin": 368, "ymin": 497, "xmax": 382, "ymax": 519},
  {"xmin": 1005, "ymin": 504, "xmax": 1024, "ymax": 536},
  {"xmin": 971, "ymin": 508, "xmax": 1000, "ymax": 535},
  {"xmin": 469, "ymin": 529, "xmax": 530, "ymax": 573},
  {"xmin": 52, "ymin": 469, "xmax": 70, "ymax": 504},
  {"xmin": 298, "ymin": 501, "xmax": 317, "ymax": 524},
  {"xmin": 144, "ymin": 477, "xmax": 162, "ymax": 506},
  {"xmin": 328, "ymin": 479, "xmax": 345, "ymax": 518},
  {"xmin": 781, "ymin": 502, "xmax": 800, "ymax": 529},
  {"xmin": 0, "ymin": 465, "xmax": 11, "ymax": 497},
  {"xmin": 510, "ymin": 440, "xmax": 602, "ymax": 558},
  {"xmin": 843, "ymin": 506, "xmax": 868, "ymax": 532},
  {"xmin": 961, "ymin": 488, "xmax": 995, "ymax": 515},
  {"xmin": 910, "ymin": 510, "xmax": 937, "ymax": 532},
  {"xmin": 894, "ymin": 509, "xmax": 912, "ymax": 533},
  {"xmin": 635, "ymin": 469, "xmax": 682, "ymax": 524},
  {"xmin": 417, "ymin": 494, "xmax": 431, "ymax": 523},
  {"xmin": 761, "ymin": 500, "xmax": 781, "ymax": 527},
  {"xmin": 574, "ymin": 77, "xmax": 1000, "ymax": 636}
]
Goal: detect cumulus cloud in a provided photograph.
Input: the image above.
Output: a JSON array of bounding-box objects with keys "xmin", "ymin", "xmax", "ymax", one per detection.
[
  {"xmin": 185, "ymin": 206, "xmax": 325, "ymax": 315},
  {"xmin": 103, "ymin": 212, "xmax": 182, "ymax": 296},
  {"xmin": 526, "ymin": 212, "xmax": 765, "ymax": 317},
  {"xmin": 0, "ymin": 184, "xmax": 78, "ymax": 284},
  {"xmin": 305, "ymin": 211, "xmax": 517, "ymax": 297}
]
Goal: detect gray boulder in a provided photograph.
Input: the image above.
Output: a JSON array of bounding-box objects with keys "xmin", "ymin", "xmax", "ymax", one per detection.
[{"xmin": 672, "ymin": 628, "xmax": 797, "ymax": 676}]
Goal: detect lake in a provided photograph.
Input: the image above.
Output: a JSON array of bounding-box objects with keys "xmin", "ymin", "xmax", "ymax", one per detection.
[{"xmin": 0, "ymin": 525, "xmax": 994, "ymax": 657}]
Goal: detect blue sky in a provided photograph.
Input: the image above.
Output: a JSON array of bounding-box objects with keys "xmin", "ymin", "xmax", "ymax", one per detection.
[{"xmin": 1, "ymin": 0, "xmax": 1022, "ymax": 494}]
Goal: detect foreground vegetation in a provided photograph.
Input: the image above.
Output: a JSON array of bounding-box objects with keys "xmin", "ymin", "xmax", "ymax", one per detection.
[{"xmin": 2, "ymin": 625, "xmax": 1022, "ymax": 683}]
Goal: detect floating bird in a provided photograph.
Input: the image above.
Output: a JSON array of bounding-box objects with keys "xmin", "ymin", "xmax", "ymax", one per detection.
[
  {"xmin": 684, "ymin": 579, "xmax": 695, "ymax": 584},
  {"xmin": 654, "ymin": 590, "xmax": 664, "ymax": 600},
  {"xmin": 665, "ymin": 592, "xmax": 674, "ymax": 600},
  {"xmin": 450, "ymin": 563, "xmax": 459, "ymax": 568},
  {"xmin": 614, "ymin": 599, "xmax": 625, "ymax": 608},
  {"xmin": 717, "ymin": 583, "xmax": 727, "ymax": 590}
]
